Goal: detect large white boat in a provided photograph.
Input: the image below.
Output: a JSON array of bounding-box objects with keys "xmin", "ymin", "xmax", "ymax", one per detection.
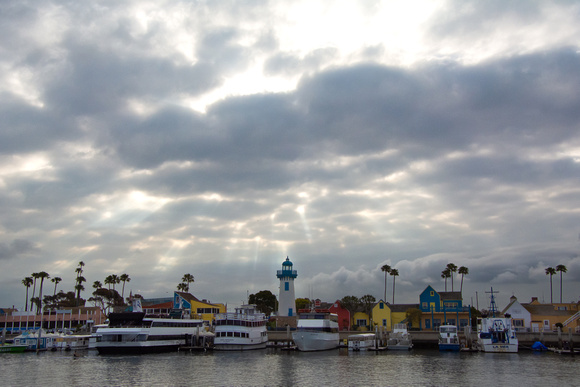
[
  {"xmin": 93, "ymin": 312, "xmax": 211, "ymax": 354},
  {"xmin": 438, "ymin": 324, "xmax": 460, "ymax": 351},
  {"xmin": 213, "ymin": 304, "xmax": 268, "ymax": 350},
  {"xmin": 477, "ymin": 288, "xmax": 518, "ymax": 353},
  {"xmin": 387, "ymin": 324, "xmax": 413, "ymax": 350},
  {"xmin": 292, "ymin": 310, "xmax": 339, "ymax": 352}
]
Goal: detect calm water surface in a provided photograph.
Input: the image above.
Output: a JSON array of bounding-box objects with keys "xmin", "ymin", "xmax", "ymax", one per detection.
[{"xmin": 1, "ymin": 348, "xmax": 577, "ymax": 386}]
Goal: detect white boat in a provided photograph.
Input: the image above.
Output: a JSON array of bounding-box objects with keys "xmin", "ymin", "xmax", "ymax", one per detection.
[
  {"xmin": 348, "ymin": 333, "xmax": 376, "ymax": 351},
  {"xmin": 292, "ymin": 310, "xmax": 339, "ymax": 351},
  {"xmin": 53, "ymin": 334, "xmax": 91, "ymax": 351},
  {"xmin": 93, "ymin": 312, "xmax": 212, "ymax": 354},
  {"xmin": 477, "ymin": 287, "xmax": 518, "ymax": 353},
  {"xmin": 214, "ymin": 304, "xmax": 268, "ymax": 350},
  {"xmin": 438, "ymin": 324, "xmax": 460, "ymax": 351},
  {"xmin": 387, "ymin": 324, "xmax": 413, "ymax": 350},
  {"xmin": 477, "ymin": 317, "xmax": 518, "ymax": 353}
]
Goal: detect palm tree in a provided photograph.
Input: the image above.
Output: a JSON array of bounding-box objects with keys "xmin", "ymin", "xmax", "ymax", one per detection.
[
  {"xmin": 104, "ymin": 275, "xmax": 114, "ymax": 289},
  {"xmin": 381, "ymin": 264, "xmax": 391, "ymax": 302},
  {"xmin": 36, "ymin": 271, "xmax": 50, "ymax": 314},
  {"xmin": 51, "ymin": 277, "xmax": 62, "ymax": 297},
  {"xmin": 30, "ymin": 272, "xmax": 40, "ymax": 311},
  {"xmin": 458, "ymin": 266, "xmax": 469, "ymax": 294},
  {"xmin": 446, "ymin": 263, "xmax": 458, "ymax": 291},
  {"xmin": 177, "ymin": 282, "xmax": 188, "ymax": 292},
  {"xmin": 75, "ymin": 276, "xmax": 86, "ymax": 305},
  {"xmin": 555, "ymin": 265, "xmax": 567, "ymax": 303},
  {"xmin": 93, "ymin": 280, "xmax": 103, "ymax": 290},
  {"xmin": 390, "ymin": 268, "xmax": 399, "ymax": 304},
  {"xmin": 119, "ymin": 274, "xmax": 131, "ymax": 299},
  {"xmin": 182, "ymin": 274, "xmax": 195, "ymax": 292},
  {"xmin": 441, "ymin": 268, "xmax": 451, "ymax": 292},
  {"xmin": 22, "ymin": 277, "xmax": 33, "ymax": 311},
  {"xmin": 545, "ymin": 267, "xmax": 556, "ymax": 303},
  {"xmin": 110, "ymin": 274, "xmax": 120, "ymax": 291}
]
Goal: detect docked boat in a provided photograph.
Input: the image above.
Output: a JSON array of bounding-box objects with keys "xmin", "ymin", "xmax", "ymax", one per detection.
[
  {"xmin": 438, "ymin": 324, "xmax": 460, "ymax": 351},
  {"xmin": 93, "ymin": 312, "xmax": 211, "ymax": 354},
  {"xmin": 0, "ymin": 344, "xmax": 27, "ymax": 353},
  {"xmin": 54, "ymin": 334, "xmax": 91, "ymax": 351},
  {"xmin": 214, "ymin": 304, "xmax": 268, "ymax": 351},
  {"xmin": 387, "ymin": 324, "xmax": 413, "ymax": 350},
  {"xmin": 477, "ymin": 288, "xmax": 518, "ymax": 353},
  {"xmin": 348, "ymin": 333, "xmax": 376, "ymax": 351},
  {"xmin": 477, "ymin": 316, "xmax": 518, "ymax": 353},
  {"xmin": 12, "ymin": 330, "xmax": 63, "ymax": 351},
  {"xmin": 292, "ymin": 310, "xmax": 339, "ymax": 352}
]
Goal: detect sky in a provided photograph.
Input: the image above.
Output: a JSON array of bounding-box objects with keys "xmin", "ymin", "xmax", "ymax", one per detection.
[{"xmin": 1, "ymin": 0, "xmax": 579, "ymax": 312}]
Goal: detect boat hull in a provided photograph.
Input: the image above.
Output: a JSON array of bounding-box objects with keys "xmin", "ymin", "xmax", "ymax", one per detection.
[
  {"xmin": 95, "ymin": 340, "xmax": 184, "ymax": 355},
  {"xmin": 213, "ymin": 341, "xmax": 267, "ymax": 351},
  {"xmin": 0, "ymin": 345, "xmax": 27, "ymax": 353},
  {"xmin": 292, "ymin": 331, "xmax": 339, "ymax": 352},
  {"xmin": 479, "ymin": 342, "xmax": 518, "ymax": 353},
  {"xmin": 439, "ymin": 343, "xmax": 461, "ymax": 352}
]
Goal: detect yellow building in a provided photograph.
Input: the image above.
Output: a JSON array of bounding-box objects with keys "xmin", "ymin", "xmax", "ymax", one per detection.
[
  {"xmin": 523, "ymin": 297, "xmax": 580, "ymax": 331},
  {"xmin": 174, "ymin": 292, "xmax": 226, "ymax": 324},
  {"xmin": 371, "ymin": 300, "xmax": 391, "ymax": 330}
]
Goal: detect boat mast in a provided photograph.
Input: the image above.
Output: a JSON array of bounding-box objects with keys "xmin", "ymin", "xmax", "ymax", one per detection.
[{"xmin": 485, "ymin": 287, "xmax": 499, "ymax": 318}]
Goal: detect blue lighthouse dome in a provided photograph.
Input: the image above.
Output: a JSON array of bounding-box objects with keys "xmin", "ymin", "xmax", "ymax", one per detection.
[{"xmin": 282, "ymin": 256, "xmax": 293, "ymax": 266}]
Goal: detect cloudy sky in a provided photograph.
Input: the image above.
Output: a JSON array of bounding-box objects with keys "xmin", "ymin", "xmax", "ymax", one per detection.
[{"xmin": 1, "ymin": 0, "xmax": 579, "ymax": 312}]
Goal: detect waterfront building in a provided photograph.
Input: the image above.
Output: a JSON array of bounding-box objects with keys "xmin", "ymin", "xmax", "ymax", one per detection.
[
  {"xmin": 371, "ymin": 300, "xmax": 391, "ymax": 330},
  {"xmin": 276, "ymin": 257, "xmax": 297, "ymax": 317},
  {"xmin": 173, "ymin": 292, "xmax": 225, "ymax": 324},
  {"xmin": 419, "ymin": 286, "xmax": 470, "ymax": 331},
  {"xmin": 390, "ymin": 303, "xmax": 420, "ymax": 328},
  {"xmin": 521, "ymin": 297, "xmax": 580, "ymax": 332},
  {"xmin": 501, "ymin": 296, "xmax": 532, "ymax": 331},
  {"xmin": 328, "ymin": 300, "xmax": 351, "ymax": 331},
  {"xmin": 0, "ymin": 306, "xmax": 105, "ymax": 334}
]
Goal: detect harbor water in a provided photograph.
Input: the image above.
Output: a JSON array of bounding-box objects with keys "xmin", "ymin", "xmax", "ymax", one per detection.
[{"xmin": 1, "ymin": 348, "xmax": 577, "ymax": 386}]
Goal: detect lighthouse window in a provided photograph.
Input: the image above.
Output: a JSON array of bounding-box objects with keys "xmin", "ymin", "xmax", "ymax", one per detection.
[{"xmin": 285, "ymin": 282, "xmax": 289, "ymax": 291}]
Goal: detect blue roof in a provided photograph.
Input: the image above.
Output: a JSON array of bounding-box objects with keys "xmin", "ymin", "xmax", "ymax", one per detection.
[{"xmin": 282, "ymin": 256, "xmax": 293, "ymax": 266}]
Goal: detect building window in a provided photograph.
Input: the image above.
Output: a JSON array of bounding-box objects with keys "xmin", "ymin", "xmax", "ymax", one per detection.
[
  {"xmin": 447, "ymin": 319, "xmax": 456, "ymax": 326},
  {"xmin": 433, "ymin": 319, "xmax": 441, "ymax": 328},
  {"xmin": 356, "ymin": 319, "xmax": 367, "ymax": 327},
  {"xmin": 459, "ymin": 319, "xmax": 468, "ymax": 327},
  {"xmin": 425, "ymin": 319, "xmax": 431, "ymax": 329},
  {"xmin": 285, "ymin": 282, "xmax": 289, "ymax": 291},
  {"xmin": 430, "ymin": 291, "xmax": 434, "ymax": 296},
  {"xmin": 513, "ymin": 319, "xmax": 524, "ymax": 327},
  {"xmin": 422, "ymin": 302, "xmax": 428, "ymax": 310},
  {"xmin": 382, "ymin": 319, "xmax": 387, "ymax": 326}
]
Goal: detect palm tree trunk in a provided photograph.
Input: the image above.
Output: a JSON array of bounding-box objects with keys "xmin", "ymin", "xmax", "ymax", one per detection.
[
  {"xmin": 560, "ymin": 272, "xmax": 563, "ymax": 303},
  {"xmin": 392, "ymin": 277, "xmax": 396, "ymax": 304},
  {"xmin": 384, "ymin": 273, "xmax": 387, "ymax": 303},
  {"xmin": 25, "ymin": 287, "xmax": 29, "ymax": 312},
  {"xmin": 460, "ymin": 275, "xmax": 464, "ymax": 294},
  {"xmin": 550, "ymin": 275, "xmax": 553, "ymax": 303}
]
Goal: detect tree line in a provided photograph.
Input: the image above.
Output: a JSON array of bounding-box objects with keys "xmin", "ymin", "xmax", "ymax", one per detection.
[{"xmin": 21, "ymin": 261, "xmax": 133, "ymax": 314}]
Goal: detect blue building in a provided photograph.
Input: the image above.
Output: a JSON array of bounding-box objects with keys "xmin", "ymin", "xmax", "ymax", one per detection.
[{"xmin": 419, "ymin": 286, "xmax": 470, "ymax": 330}]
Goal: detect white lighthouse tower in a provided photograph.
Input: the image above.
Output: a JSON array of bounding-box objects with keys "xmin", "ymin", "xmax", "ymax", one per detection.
[{"xmin": 277, "ymin": 256, "xmax": 297, "ymax": 317}]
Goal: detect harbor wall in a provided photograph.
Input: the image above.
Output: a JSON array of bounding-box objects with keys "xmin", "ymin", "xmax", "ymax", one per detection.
[{"xmin": 266, "ymin": 329, "xmax": 579, "ymax": 349}]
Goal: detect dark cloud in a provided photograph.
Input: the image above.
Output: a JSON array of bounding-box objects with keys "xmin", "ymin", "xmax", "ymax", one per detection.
[{"xmin": 1, "ymin": 1, "xmax": 579, "ymax": 309}]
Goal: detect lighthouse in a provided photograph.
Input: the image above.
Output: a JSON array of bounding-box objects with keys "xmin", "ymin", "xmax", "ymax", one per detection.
[{"xmin": 276, "ymin": 256, "xmax": 297, "ymax": 317}]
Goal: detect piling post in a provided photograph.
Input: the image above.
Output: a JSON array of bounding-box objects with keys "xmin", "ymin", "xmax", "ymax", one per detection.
[
  {"xmin": 558, "ymin": 327, "xmax": 562, "ymax": 350},
  {"xmin": 568, "ymin": 328, "xmax": 574, "ymax": 357}
]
